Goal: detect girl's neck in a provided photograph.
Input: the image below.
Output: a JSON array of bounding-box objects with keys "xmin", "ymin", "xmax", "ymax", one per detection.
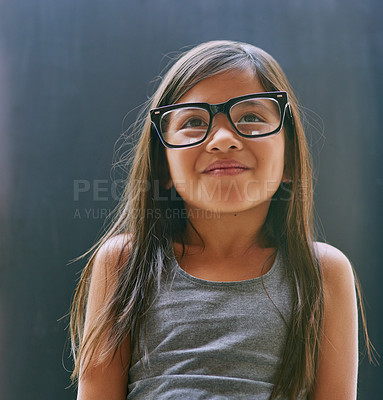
[{"xmin": 178, "ymin": 202, "xmax": 273, "ymax": 259}]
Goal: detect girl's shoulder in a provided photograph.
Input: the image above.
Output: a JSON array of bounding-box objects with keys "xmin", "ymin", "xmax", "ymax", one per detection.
[
  {"xmin": 98, "ymin": 233, "xmax": 132, "ymax": 255},
  {"xmin": 313, "ymin": 241, "xmax": 355, "ymax": 291},
  {"xmin": 312, "ymin": 242, "xmax": 357, "ymax": 342},
  {"xmin": 92, "ymin": 233, "xmax": 132, "ymax": 275},
  {"xmin": 311, "ymin": 245, "xmax": 359, "ymax": 397}
]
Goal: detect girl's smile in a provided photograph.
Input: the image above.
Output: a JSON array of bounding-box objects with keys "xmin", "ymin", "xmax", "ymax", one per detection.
[
  {"xmin": 202, "ymin": 159, "xmax": 250, "ymax": 176},
  {"xmin": 165, "ymin": 68, "xmax": 287, "ymax": 214}
]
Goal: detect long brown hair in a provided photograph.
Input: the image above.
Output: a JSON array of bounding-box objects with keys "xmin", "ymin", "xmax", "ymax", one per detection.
[{"xmin": 69, "ymin": 40, "xmax": 375, "ymax": 399}]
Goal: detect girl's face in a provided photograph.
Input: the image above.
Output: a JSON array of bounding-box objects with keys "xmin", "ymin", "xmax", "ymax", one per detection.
[{"xmin": 165, "ymin": 68, "xmax": 287, "ymax": 214}]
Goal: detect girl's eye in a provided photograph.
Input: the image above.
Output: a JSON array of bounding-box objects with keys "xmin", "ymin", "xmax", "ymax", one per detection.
[
  {"xmin": 237, "ymin": 113, "xmax": 263, "ymax": 123},
  {"xmin": 182, "ymin": 117, "xmax": 208, "ymax": 129}
]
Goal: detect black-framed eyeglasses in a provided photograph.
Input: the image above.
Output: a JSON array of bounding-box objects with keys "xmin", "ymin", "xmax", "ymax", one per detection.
[{"xmin": 150, "ymin": 91, "xmax": 293, "ymax": 149}]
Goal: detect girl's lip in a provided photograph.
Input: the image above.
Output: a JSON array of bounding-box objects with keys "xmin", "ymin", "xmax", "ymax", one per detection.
[
  {"xmin": 203, "ymin": 167, "xmax": 249, "ymax": 176},
  {"xmin": 202, "ymin": 159, "xmax": 250, "ymax": 173}
]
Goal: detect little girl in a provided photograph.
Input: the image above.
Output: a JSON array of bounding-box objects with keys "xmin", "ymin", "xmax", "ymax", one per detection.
[{"xmin": 69, "ymin": 40, "xmax": 374, "ymax": 399}]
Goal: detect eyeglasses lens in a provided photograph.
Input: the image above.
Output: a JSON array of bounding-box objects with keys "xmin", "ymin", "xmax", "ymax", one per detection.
[
  {"xmin": 230, "ymin": 98, "xmax": 281, "ymax": 136},
  {"xmin": 160, "ymin": 107, "xmax": 209, "ymax": 146}
]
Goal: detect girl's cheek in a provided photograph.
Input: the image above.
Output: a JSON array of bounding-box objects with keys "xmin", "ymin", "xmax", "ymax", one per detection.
[{"xmin": 169, "ymin": 151, "xmax": 198, "ymax": 176}]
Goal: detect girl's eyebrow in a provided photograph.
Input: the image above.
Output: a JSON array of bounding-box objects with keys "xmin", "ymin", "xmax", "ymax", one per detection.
[
  {"xmin": 170, "ymin": 107, "xmax": 207, "ymax": 119},
  {"xmin": 233, "ymin": 99, "xmax": 277, "ymax": 114}
]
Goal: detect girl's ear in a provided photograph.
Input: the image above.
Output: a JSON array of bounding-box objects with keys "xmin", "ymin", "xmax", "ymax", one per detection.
[
  {"xmin": 160, "ymin": 163, "xmax": 172, "ymax": 189},
  {"xmin": 282, "ymin": 167, "xmax": 292, "ymax": 184},
  {"xmin": 157, "ymin": 147, "xmax": 172, "ymax": 189},
  {"xmin": 165, "ymin": 179, "xmax": 173, "ymax": 190},
  {"xmin": 282, "ymin": 152, "xmax": 293, "ymax": 184}
]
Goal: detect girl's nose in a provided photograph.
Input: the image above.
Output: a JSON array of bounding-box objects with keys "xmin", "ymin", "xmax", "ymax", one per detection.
[{"xmin": 205, "ymin": 115, "xmax": 244, "ymax": 153}]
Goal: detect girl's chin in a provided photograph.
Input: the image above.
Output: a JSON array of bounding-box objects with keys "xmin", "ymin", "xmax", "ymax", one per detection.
[{"xmin": 185, "ymin": 201, "xmax": 266, "ymax": 216}]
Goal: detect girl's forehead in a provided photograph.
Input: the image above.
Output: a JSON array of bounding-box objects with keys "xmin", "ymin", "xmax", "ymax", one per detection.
[{"xmin": 177, "ymin": 69, "xmax": 265, "ymax": 105}]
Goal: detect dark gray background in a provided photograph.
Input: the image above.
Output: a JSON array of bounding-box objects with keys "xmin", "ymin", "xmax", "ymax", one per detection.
[{"xmin": 0, "ymin": 0, "xmax": 382, "ymax": 399}]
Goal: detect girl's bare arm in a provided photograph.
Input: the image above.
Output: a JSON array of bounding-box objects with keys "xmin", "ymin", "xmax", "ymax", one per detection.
[
  {"xmin": 312, "ymin": 242, "xmax": 359, "ymax": 400},
  {"xmin": 77, "ymin": 235, "xmax": 131, "ymax": 400}
]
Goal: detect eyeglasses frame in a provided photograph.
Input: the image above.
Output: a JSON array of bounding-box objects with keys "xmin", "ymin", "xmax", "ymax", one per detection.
[{"xmin": 150, "ymin": 91, "xmax": 293, "ymax": 149}]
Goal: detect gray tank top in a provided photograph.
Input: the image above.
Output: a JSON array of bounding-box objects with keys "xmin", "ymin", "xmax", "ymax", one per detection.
[{"xmin": 127, "ymin": 248, "xmax": 299, "ymax": 400}]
